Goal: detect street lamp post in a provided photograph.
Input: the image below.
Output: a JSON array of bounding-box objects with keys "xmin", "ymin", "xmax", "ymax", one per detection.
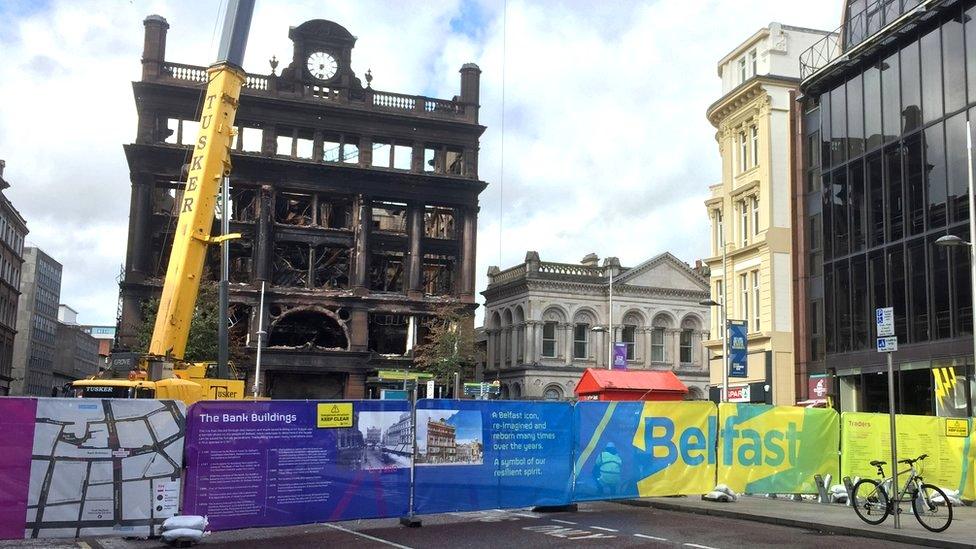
[
  {"xmin": 701, "ymin": 240, "xmax": 730, "ymax": 403},
  {"xmin": 936, "ymin": 121, "xmax": 976, "ymax": 416},
  {"xmin": 700, "ymin": 298, "xmax": 728, "ymax": 403}
]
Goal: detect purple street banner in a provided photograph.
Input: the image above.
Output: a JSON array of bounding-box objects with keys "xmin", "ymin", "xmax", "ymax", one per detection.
[
  {"xmin": 0, "ymin": 398, "xmax": 36, "ymax": 540},
  {"xmin": 183, "ymin": 400, "xmax": 410, "ymax": 530},
  {"xmin": 613, "ymin": 343, "xmax": 628, "ymax": 369}
]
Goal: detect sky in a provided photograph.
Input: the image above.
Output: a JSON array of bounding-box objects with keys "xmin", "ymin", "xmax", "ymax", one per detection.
[{"xmin": 0, "ymin": 0, "xmax": 843, "ymax": 326}]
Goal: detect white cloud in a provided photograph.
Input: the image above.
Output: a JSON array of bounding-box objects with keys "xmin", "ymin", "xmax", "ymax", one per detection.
[{"xmin": 0, "ymin": 0, "xmax": 841, "ymax": 326}]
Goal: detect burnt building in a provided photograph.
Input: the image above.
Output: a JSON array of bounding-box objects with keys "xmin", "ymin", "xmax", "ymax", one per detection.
[
  {"xmin": 795, "ymin": 0, "xmax": 976, "ymax": 416},
  {"xmin": 118, "ymin": 16, "xmax": 485, "ymax": 398},
  {"xmin": 0, "ymin": 161, "xmax": 27, "ymax": 395}
]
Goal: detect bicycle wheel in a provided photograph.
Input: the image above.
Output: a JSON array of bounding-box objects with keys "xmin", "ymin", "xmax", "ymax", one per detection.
[
  {"xmin": 851, "ymin": 479, "xmax": 890, "ymax": 525},
  {"xmin": 912, "ymin": 483, "xmax": 953, "ymax": 533}
]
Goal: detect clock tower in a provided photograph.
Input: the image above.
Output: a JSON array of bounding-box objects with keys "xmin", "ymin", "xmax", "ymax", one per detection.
[{"xmin": 280, "ymin": 19, "xmax": 363, "ymax": 95}]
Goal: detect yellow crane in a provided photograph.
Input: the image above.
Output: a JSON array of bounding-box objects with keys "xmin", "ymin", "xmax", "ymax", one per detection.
[{"xmin": 73, "ymin": 0, "xmax": 255, "ymax": 405}]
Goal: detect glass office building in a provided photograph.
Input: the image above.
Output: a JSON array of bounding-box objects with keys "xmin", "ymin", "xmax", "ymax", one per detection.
[{"xmin": 798, "ymin": 0, "xmax": 976, "ymax": 416}]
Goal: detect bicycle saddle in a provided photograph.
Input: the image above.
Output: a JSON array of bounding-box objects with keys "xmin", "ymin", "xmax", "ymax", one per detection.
[{"xmin": 870, "ymin": 460, "xmax": 886, "ymax": 467}]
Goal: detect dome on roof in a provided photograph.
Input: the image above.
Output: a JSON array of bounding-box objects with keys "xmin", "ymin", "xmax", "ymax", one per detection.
[{"xmin": 289, "ymin": 19, "xmax": 356, "ymax": 44}]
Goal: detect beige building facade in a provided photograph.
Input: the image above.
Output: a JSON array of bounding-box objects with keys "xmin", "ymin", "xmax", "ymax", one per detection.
[
  {"xmin": 481, "ymin": 252, "xmax": 710, "ymax": 400},
  {"xmin": 703, "ymin": 23, "xmax": 831, "ymax": 405}
]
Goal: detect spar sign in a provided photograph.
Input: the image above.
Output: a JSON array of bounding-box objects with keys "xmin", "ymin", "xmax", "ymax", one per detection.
[{"xmin": 716, "ymin": 403, "xmax": 839, "ymax": 494}]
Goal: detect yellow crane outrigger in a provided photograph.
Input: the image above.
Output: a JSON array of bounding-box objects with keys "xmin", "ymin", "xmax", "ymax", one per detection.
[{"xmin": 73, "ymin": 0, "xmax": 255, "ymax": 405}]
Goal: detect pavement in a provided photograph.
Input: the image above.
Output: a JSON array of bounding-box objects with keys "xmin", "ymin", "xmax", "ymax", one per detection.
[
  {"xmin": 623, "ymin": 495, "xmax": 976, "ymax": 549},
  {"xmin": 0, "ymin": 501, "xmax": 921, "ymax": 549}
]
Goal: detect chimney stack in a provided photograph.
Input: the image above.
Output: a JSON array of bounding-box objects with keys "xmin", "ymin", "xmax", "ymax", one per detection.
[
  {"xmin": 459, "ymin": 63, "xmax": 481, "ymax": 122},
  {"xmin": 142, "ymin": 15, "xmax": 170, "ymax": 81}
]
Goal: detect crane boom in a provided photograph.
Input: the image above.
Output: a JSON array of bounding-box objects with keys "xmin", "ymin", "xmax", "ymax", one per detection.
[{"xmin": 149, "ymin": 0, "xmax": 255, "ymax": 359}]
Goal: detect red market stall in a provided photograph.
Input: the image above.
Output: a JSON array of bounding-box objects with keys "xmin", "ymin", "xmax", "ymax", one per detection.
[{"xmin": 574, "ymin": 368, "xmax": 688, "ymax": 401}]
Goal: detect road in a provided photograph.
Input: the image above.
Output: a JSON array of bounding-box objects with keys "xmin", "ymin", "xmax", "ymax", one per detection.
[{"xmin": 84, "ymin": 501, "xmax": 917, "ymax": 549}]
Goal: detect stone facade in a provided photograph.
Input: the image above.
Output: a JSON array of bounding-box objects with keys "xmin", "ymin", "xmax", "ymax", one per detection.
[
  {"xmin": 481, "ymin": 252, "xmax": 710, "ymax": 400},
  {"xmin": 703, "ymin": 23, "xmax": 831, "ymax": 405},
  {"xmin": 0, "ymin": 160, "xmax": 27, "ymax": 395}
]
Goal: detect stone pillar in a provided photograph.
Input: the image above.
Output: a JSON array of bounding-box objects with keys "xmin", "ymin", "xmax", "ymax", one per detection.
[
  {"xmin": 509, "ymin": 327, "xmax": 518, "ymax": 366},
  {"xmin": 460, "ymin": 207, "xmax": 478, "ymax": 300},
  {"xmin": 261, "ymin": 125, "xmax": 277, "ymax": 156},
  {"xmin": 254, "ymin": 185, "xmax": 273, "ymax": 282},
  {"xmin": 351, "ymin": 195, "xmax": 371, "ymax": 294},
  {"xmin": 349, "ymin": 309, "xmax": 368, "ymax": 352},
  {"xmin": 141, "ymin": 15, "xmax": 169, "ymax": 81},
  {"xmin": 127, "ymin": 173, "xmax": 154, "ymax": 279},
  {"xmin": 344, "ymin": 372, "xmax": 366, "ymax": 399},
  {"xmin": 312, "ymin": 130, "xmax": 324, "ymax": 162},
  {"xmin": 525, "ymin": 321, "xmax": 537, "ymax": 364},
  {"xmin": 485, "ymin": 328, "xmax": 495, "ymax": 373},
  {"xmin": 669, "ymin": 328, "xmax": 681, "ymax": 367},
  {"xmin": 407, "ymin": 202, "xmax": 423, "ymax": 298},
  {"xmin": 359, "ymin": 136, "xmax": 373, "ymax": 167},
  {"xmin": 563, "ymin": 324, "xmax": 573, "ymax": 366}
]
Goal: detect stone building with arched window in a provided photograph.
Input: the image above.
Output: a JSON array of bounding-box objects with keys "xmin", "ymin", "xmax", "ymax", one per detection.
[{"xmin": 480, "ymin": 251, "xmax": 710, "ymax": 400}]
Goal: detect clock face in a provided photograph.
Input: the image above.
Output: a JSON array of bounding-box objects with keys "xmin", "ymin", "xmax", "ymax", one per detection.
[{"xmin": 306, "ymin": 51, "xmax": 338, "ymax": 80}]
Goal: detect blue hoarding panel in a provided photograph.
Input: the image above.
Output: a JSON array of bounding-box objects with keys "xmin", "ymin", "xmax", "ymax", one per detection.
[
  {"xmin": 183, "ymin": 400, "xmax": 410, "ymax": 530},
  {"xmin": 413, "ymin": 400, "xmax": 573, "ymax": 513}
]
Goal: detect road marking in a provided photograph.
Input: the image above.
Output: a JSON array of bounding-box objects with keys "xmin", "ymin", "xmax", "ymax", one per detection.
[
  {"xmin": 592, "ymin": 526, "xmax": 618, "ymax": 532},
  {"xmin": 324, "ymin": 523, "xmax": 414, "ymax": 549},
  {"xmin": 77, "ymin": 543, "xmax": 92, "ymax": 549},
  {"xmin": 684, "ymin": 544, "xmax": 720, "ymax": 549},
  {"xmin": 512, "ymin": 512, "xmax": 540, "ymax": 518},
  {"xmin": 635, "ymin": 534, "xmax": 668, "ymax": 541},
  {"xmin": 551, "ymin": 519, "xmax": 577, "ymax": 525}
]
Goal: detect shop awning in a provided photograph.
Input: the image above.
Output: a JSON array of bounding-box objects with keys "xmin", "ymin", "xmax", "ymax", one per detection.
[{"xmin": 574, "ymin": 368, "xmax": 688, "ymax": 398}]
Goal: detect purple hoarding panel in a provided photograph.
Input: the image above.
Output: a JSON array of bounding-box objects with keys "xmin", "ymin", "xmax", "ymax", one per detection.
[
  {"xmin": 183, "ymin": 400, "xmax": 410, "ymax": 530},
  {"xmin": 0, "ymin": 398, "xmax": 37, "ymax": 540}
]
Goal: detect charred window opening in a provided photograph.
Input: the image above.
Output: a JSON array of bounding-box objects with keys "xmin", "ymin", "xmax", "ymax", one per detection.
[
  {"xmin": 163, "ymin": 118, "xmax": 199, "ymax": 146},
  {"xmin": 272, "ymin": 243, "xmax": 310, "ymax": 288},
  {"xmin": 232, "ymin": 126, "xmax": 263, "ymax": 153},
  {"xmin": 446, "ymin": 147, "xmax": 464, "ymax": 175},
  {"xmin": 422, "ymin": 254, "xmax": 456, "ymax": 296},
  {"xmin": 276, "ymin": 193, "xmax": 313, "ymax": 226},
  {"xmin": 275, "ymin": 127, "xmax": 312, "ymax": 158},
  {"xmin": 371, "ymin": 201, "xmax": 407, "ymax": 233},
  {"xmin": 371, "ymin": 140, "xmax": 412, "ymax": 170},
  {"xmin": 312, "ymin": 245, "xmax": 350, "ymax": 289},
  {"xmin": 268, "ymin": 309, "xmax": 348, "ymax": 350},
  {"xmin": 424, "ymin": 207, "xmax": 455, "ymax": 239},
  {"xmin": 368, "ymin": 313, "xmax": 408, "ymax": 354},
  {"xmin": 273, "ymin": 243, "xmax": 349, "ymax": 289},
  {"xmin": 275, "ymin": 192, "xmax": 352, "ymax": 229},
  {"xmin": 318, "ymin": 196, "xmax": 352, "ymax": 229},
  {"xmin": 231, "ymin": 189, "xmax": 256, "ymax": 222},
  {"xmin": 152, "ymin": 183, "xmax": 182, "ymax": 216},
  {"xmin": 228, "ymin": 303, "xmax": 252, "ymax": 348},
  {"xmin": 322, "ymin": 133, "xmax": 360, "ymax": 164},
  {"xmin": 229, "ymin": 241, "xmax": 252, "ymax": 283},
  {"xmin": 369, "ymin": 251, "xmax": 404, "ymax": 292},
  {"xmin": 422, "ymin": 145, "xmax": 463, "ymax": 175}
]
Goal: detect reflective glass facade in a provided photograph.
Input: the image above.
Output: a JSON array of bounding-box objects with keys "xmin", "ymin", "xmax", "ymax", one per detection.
[{"xmin": 804, "ymin": 1, "xmax": 976, "ymax": 415}]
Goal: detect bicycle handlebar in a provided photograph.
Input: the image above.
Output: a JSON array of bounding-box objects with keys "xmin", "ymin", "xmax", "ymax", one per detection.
[{"xmin": 897, "ymin": 453, "xmax": 928, "ymax": 465}]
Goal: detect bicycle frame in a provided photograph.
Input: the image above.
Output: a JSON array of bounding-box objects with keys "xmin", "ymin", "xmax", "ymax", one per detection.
[{"xmin": 880, "ymin": 463, "xmax": 926, "ymax": 506}]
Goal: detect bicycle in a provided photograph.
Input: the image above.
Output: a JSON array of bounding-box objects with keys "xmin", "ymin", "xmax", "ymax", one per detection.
[{"xmin": 850, "ymin": 453, "xmax": 953, "ymax": 532}]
